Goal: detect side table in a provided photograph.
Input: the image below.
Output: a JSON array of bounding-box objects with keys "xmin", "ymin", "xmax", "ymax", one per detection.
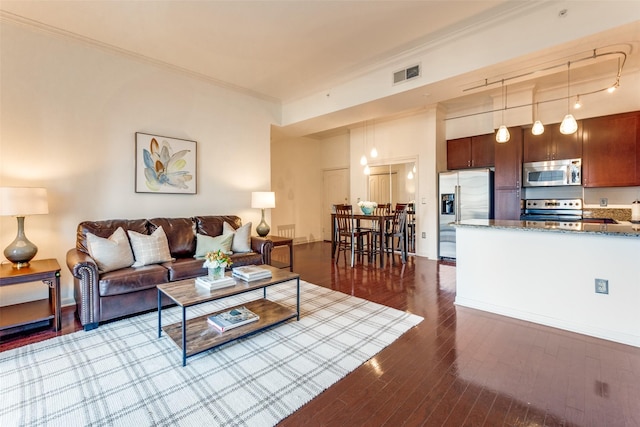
[
  {"xmin": 0, "ymin": 258, "xmax": 61, "ymax": 336},
  {"xmin": 267, "ymin": 235, "xmax": 293, "ymax": 272}
]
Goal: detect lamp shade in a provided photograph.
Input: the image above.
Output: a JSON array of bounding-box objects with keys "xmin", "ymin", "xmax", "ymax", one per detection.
[
  {"xmin": 251, "ymin": 191, "xmax": 275, "ymax": 209},
  {"xmin": 0, "ymin": 187, "xmax": 49, "ymax": 216}
]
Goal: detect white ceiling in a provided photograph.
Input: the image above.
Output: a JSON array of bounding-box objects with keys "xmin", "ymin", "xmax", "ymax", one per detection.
[
  {"xmin": 1, "ymin": 1, "xmax": 639, "ymax": 137},
  {"xmin": 0, "ymin": 0, "xmax": 534, "ymax": 103}
]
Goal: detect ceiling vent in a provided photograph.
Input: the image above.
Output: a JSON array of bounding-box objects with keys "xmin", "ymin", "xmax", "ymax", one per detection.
[{"xmin": 393, "ymin": 64, "xmax": 421, "ymax": 85}]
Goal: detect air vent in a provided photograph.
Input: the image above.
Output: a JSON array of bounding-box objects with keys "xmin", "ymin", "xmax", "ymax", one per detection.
[{"xmin": 393, "ymin": 64, "xmax": 421, "ymax": 84}]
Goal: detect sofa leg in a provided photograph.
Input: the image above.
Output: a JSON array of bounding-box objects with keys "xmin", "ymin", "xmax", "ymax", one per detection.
[{"xmin": 83, "ymin": 322, "xmax": 99, "ymax": 331}]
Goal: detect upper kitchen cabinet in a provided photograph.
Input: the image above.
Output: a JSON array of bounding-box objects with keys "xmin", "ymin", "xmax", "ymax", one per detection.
[
  {"xmin": 447, "ymin": 133, "xmax": 495, "ymax": 170},
  {"xmin": 582, "ymin": 111, "xmax": 640, "ymax": 188},
  {"xmin": 523, "ymin": 122, "xmax": 582, "ymax": 163},
  {"xmin": 494, "ymin": 127, "xmax": 523, "ymax": 220}
]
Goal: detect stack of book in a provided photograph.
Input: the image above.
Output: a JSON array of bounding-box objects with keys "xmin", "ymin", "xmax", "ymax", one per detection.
[
  {"xmin": 207, "ymin": 306, "xmax": 259, "ymax": 332},
  {"xmin": 232, "ymin": 265, "xmax": 272, "ymax": 282},
  {"xmin": 195, "ymin": 275, "xmax": 235, "ymax": 290}
]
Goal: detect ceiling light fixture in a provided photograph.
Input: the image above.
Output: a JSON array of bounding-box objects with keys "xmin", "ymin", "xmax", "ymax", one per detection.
[
  {"xmin": 532, "ymin": 102, "xmax": 545, "ymax": 135},
  {"xmin": 496, "ymin": 80, "xmax": 510, "ymax": 143},
  {"xmin": 360, "ymin": 154, "xmax": 367, "ymax": 166},
  {"xmin": 363, "ymin": 165, "xmax": 371, "ymax": 175},
  {"xmin": 369, "ymin": 121, "xmax": 378, "ymax": 158},
  {"xmin": 560, "ymin": 61, "xmax": 578, "ymax": 135},
  {"xmin": 574, "ymin": 95, "xmax": 582, "ymax": 109}
]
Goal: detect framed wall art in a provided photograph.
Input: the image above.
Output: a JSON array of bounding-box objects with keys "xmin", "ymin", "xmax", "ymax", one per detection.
[{"xmin": 135, "ymin": 132, "xmax": 197, "ymax": 194}]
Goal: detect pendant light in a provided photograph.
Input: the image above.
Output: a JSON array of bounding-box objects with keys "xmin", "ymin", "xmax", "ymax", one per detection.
[
  {"xmin": 363, "ymin": 164, "xmax": 371, "ymax": 175},
  {"xmin": 369, "ymin": 121, "xmax": 378, "ymax": 158},
  {"xmin": 532, "ymin": 102, "xmax": 544, "ymax": 135},
  {"xmin": 496, "ymin": 79, "xmax": 510, "ymax": 143},
  {"xmin": 560, "ymin": 61, "xmax": 578, "ymax": 135},
  {"xmin": 360, "ymin": 121, "xmax": 368, "ymax": 165}
]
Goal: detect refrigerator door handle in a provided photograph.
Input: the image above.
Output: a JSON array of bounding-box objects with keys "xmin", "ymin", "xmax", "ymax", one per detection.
[{"xmin": 454, "ymin": 185, "xmax": 461, "ymax": 223}]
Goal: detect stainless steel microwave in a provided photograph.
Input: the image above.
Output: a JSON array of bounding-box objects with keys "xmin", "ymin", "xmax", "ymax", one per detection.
[{"xmin": 523, "ymin": 158, "xmax": 581, "ymax": 187}]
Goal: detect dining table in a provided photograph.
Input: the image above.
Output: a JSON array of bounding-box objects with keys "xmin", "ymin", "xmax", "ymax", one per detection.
[{"xmin": 330, "ymin": 212, "xmax": 395, "ymax": 267}]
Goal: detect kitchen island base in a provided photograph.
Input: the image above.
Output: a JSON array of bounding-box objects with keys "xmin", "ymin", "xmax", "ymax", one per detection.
[{"xmin": 454, "ymin": 221, "xmax": 640, "ymax": 348}]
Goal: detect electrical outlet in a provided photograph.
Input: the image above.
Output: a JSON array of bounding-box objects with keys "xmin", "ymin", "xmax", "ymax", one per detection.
[
  {"xmin": 600, "ymin": 198, "xmax": 608, "ymax": 207},
  {"xmin": 595, "ymin": 278, "xmax": 609, "ymax": 294},
  {"xmin": 421, "ymin": 232, "xmax": 426, "ymax": 238}
]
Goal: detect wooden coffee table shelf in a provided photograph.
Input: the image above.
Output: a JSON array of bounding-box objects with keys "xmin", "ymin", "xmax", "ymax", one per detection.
[{"xmin": 157, "ymin": 265, "xmax": 300, "ymax": 366}]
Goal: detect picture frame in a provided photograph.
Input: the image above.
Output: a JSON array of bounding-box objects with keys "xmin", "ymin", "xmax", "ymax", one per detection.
[{"xmin": 135, "ymin": 132, "xmax": 197, "ymax": 194}]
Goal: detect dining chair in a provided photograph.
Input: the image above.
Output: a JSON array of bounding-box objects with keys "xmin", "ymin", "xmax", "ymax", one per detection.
[
  {"xmin": 384, "ymin": 205, "xmax": 408, "ymax": 264},
  {"xmin": 335, "ymin": 210, "xmax": 371, "ymax": 267},
  {"xmin": 368, "ymin": 203, "xmax": 391, "ymax": 263}
]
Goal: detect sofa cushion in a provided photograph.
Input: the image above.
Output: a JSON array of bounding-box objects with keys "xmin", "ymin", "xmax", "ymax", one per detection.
[
  {"xmin": 195, "ymin": 233, "xmax": 233, "ymax": 257},
  {"xmin": 194, "ymin": 215, "xmax": 242, "ymax": 238},
  {"xmin": 86, "ymin": 227, "xmax": 134, "ymax": 273},
  {"xmin": 77, "ymin": 219, "xmax": 148, "ymax": 255},
  {"xmin": 162, "ymin": 258, "xmax": 207, "ymax": 281},
  {"xmin": 98, "ymin": 264, "xmax": 168, "ymax": 297},
  {"xmin": 223, "ymin": 221, "xmax": 252, "ymax": 253},
  {"xmin": 148, "ymin": 217, "xmax": 195, "ymax": 258},
  {"xmin": 128, "ymin": 226, "xmax": 173, "ymax": 267}
]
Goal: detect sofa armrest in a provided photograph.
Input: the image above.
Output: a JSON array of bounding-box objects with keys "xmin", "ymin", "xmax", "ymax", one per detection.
[
  {"xmin": 66, "ymin": 248, "xmax": 101, "ymax": 328},
  {"xmin": 251, "ymin": 236, "xmax": 274, "ymax": 265}
]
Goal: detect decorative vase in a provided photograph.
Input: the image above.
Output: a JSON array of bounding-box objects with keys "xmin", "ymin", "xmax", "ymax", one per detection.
[
  {"xmin": 208, "ymin": 266, "xmax": 225, "ymax": 280},
  {"xmin": 360, "ymin": 206, "xmax": 374, "ymax": 215}
]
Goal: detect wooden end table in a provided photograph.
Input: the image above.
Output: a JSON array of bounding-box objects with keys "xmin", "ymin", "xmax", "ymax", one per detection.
[
  {"xmin": 0, "ymin": 258, "xmax": 61, "ymax": 336},
  {"xmin": 267, "ymin": 235, "xmax": 293, "ymax": 271}
]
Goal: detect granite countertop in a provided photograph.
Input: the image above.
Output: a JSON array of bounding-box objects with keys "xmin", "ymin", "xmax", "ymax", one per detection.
[{"xmin": 453, "ymin": 219, "xmax": 640, "ymax": 238}]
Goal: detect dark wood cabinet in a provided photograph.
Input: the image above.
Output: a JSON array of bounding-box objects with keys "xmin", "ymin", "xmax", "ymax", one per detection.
[
  {"xmin": 523, "ymin": 122, "xmax": 582, "ymax": 162},
  {"xmin": 447, "ymin": 133, "xmax": 495, "ymax": 170},
  {"xmin": 582, "ymin": 111, "xmax": 640, "ymax": 187},
  {"xmin": 494, "ymin": 127, "xmax": 523, "ymax": 220},
  {"xmin": 495, "ymin": 189, "xmax": 522, "ymax": 220}
]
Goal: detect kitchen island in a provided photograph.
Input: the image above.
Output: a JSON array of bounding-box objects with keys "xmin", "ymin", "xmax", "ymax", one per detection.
[{"xmin": 453, "ymin": 219, "xmax": 640, "ymax": 348}]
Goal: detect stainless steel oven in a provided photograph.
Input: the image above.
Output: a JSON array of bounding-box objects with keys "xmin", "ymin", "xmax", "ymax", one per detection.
[
  {"xmin": 523, "ymin": 158, "xmax": 581, "ymax": 187},
  {"xmin": 521, "ymin": 198, "xmax": 582, "ymax": 220}
]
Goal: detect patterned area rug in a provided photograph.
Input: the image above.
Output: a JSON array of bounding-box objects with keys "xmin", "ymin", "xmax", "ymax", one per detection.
[{"xmin": 0, "ymin": 281, "xmax": 422, "ymax": 426}]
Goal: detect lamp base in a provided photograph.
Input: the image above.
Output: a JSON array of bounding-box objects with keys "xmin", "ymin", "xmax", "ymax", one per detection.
[
  {"xmin": 256, "ymin": 208, "xmax": 271, "ymax": 237},
  {"xmin": 4, "ymin": 216, "xmax": 38, "ymax": 269}
]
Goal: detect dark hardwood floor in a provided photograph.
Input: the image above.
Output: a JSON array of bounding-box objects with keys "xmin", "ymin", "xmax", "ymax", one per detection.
[{"xmin": 2, "ymin": 242, "xmax": 639, "ymax": 426}]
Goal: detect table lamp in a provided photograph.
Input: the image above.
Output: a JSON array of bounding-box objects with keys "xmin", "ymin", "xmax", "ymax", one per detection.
[
  {"xmin": 0, "ymin": 187, "xmax": 49, "ymax": 268},
  {"xmin": 251, "ymin": 191, "xmax": 275, "ymax": 237}
]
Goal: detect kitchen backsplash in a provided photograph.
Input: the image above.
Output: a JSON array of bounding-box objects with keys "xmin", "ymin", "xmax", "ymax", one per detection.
[{"xmin": 582, "ymin": 208, "xmax": 632, "ymax": 221}]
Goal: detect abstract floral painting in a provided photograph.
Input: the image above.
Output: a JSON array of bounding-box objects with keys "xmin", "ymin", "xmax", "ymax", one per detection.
[{"xmin": 135, "ymin": 132, "xmax": 197, "ymax": 194}]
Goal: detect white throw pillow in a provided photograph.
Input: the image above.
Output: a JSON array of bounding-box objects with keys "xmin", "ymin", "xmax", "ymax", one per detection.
[
  {"xmin": 86, "ymin": 227, "xmax": 134, "ymax": 273},
  {"xmin": 128, "ymin": 226, "xmax": 173, "ymax": 267},
  {"xmin": 195, "ymin": 233, "xmax": 233, "ymax": 258},
  {"xmin": 222, "ymin": 221, "xmax": 252, "ymax": 253}
]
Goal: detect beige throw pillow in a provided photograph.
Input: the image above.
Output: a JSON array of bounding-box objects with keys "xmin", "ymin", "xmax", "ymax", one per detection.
[
  {"xmin": 86, "ymin": 227, "xmax": 134, "ymax": 273},
  {"xmin": 195, "ymin": 233, "xmax": 233, "ymax": 258},
  {"xmin": 222, "ymin": 221, "xmax": 252, "ymax": 253},
  {"xmin": 128, "ymin": 226, "xmax": 173, "ymax": 267}
]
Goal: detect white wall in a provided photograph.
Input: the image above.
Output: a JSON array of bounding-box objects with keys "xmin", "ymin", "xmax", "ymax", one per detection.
[
  {"xmin": 0, "ymin": 22, "xmax": 279, "ymax": 306},
  {"xmin": 270, "ymin": 135, "xmax": 324, "ymax": 244}
]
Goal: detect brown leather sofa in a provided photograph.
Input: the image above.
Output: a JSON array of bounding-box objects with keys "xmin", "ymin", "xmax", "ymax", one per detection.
[{"xmin": 66, "ymin": 215, "xmax": 273, "ymax": 331}]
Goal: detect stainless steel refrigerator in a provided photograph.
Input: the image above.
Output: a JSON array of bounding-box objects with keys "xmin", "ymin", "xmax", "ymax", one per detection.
[{"xmin": 438, "ymin": 169, "xmax": 494, "ymax": 259}]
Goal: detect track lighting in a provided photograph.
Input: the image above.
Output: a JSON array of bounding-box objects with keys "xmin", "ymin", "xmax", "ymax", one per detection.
[
  {"xmin": 496, "ymin": 80, "xmax": 510, "ymax": 143},
  {"xmin": 560, "ymin": 62, "xmax": 578, "ymax": 135},
  {"xmin": 574, "ymin": 95, "xmax": 582, "ymax": 109},
  {"xmin": 531, "ymin": 102, "xmax": 544, "ymax": 135}
]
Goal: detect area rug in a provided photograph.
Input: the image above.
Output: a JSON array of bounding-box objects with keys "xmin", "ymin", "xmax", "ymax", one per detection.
[{"xmin": 0, "ymin": 281, "xmax": 422, "ymax": 426}]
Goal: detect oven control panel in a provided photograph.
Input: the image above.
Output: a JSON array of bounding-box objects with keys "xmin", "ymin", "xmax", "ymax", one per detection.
[{"xmin": 524, "ymin": 199, "xmax": 583, "ymax": 210}]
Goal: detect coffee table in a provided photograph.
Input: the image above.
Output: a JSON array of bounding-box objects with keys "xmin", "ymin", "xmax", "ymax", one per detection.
[{"xmin": 157, "ymin": 265, "xmax": 300, "ymax": 366}]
